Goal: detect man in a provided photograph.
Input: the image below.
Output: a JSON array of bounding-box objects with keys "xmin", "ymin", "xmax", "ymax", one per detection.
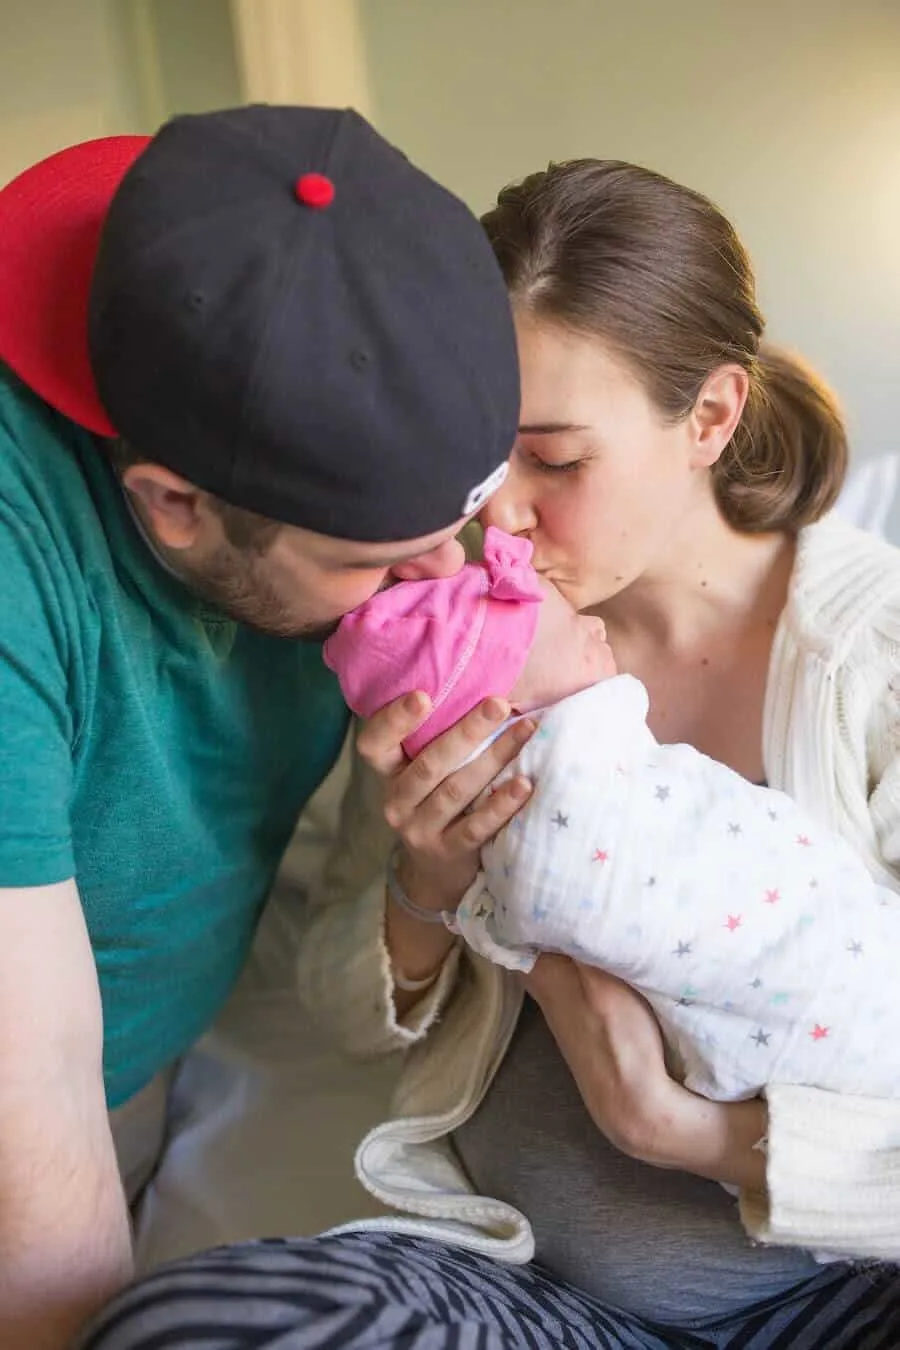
[{"xmin": 0, "ymin": 104, "xmax": 518, "ymax": 1349}]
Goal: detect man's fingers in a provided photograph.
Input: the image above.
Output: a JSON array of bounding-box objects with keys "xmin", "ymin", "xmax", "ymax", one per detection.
[{"xmin": 356, "ymin": 692, "xmax": 432, "ymax": 776}]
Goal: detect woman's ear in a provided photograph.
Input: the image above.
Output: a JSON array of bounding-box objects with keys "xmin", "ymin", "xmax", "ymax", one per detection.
[
  {"xmin": 688, "ymin": 364, "xmax": 750, "ymax": 469},
  {"xmin": 122, "ymin": 464, "xmax": 209, "ymax": 550}
]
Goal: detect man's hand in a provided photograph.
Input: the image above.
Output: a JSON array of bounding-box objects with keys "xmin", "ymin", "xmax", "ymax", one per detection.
[
  {"xmin": 525, "ymin": 955, "xmax": 768, "ymax": 1192},
  {"xmin": 0, "ymin": 880, "xmax": 133, "ymax": 1350}
]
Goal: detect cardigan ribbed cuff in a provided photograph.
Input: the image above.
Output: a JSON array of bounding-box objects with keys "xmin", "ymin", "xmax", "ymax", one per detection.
[{"xmin": 740, "ymin": 1083, "xmax": 900, "ymax": 1261}]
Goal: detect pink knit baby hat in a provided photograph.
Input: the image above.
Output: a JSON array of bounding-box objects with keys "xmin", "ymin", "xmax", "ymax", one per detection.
[{"xmin": 323, "ymin": 527, "xmax": 543, "ymax": 757}]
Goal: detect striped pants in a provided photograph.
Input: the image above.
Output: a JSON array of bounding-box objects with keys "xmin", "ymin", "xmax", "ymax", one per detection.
[{"xmin": 78, "ymin": 1231, "xmax": 900, "ymax": 1350}]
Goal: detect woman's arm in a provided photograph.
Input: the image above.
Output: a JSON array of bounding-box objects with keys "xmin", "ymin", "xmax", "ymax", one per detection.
[
  {"xmin": 524, "ymin": 956, "xmax": 768, "ymax": 1189},
  {"xmin": 529, "ymin": 707, "xmax": 900, "ymax": 1261}
]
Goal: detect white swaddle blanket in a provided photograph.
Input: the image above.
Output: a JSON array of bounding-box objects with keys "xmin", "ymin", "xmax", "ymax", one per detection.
[{"xmin": 454, "ymin": 676, "xmax": 900, "ymax": 1102}]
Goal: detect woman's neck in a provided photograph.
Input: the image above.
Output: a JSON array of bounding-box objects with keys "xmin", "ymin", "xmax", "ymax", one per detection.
[{"xmin": 598, "ymin": 503, "xmax": 794, "ymax": 656}]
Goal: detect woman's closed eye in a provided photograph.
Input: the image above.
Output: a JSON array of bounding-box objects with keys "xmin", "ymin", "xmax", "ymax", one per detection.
[{"xmin": 518, "ymin": 447, "xmax": 585, "ymax": 475}]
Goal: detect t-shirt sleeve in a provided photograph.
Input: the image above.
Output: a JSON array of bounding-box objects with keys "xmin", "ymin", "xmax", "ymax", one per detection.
[{"xmin": 0, "ymin": 494, "xmax": 75, "ymax": 886}]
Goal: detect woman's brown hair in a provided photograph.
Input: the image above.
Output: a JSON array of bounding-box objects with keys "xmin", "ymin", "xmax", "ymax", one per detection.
[{"xmin": 482, "ymin": 160, "xmax": 847, "ymax": 533}]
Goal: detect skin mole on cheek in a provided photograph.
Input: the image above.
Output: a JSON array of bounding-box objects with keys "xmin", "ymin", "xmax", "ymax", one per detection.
[{"xmin": 701, "ymin": 657, "xmax": 710, "ymax": 666}]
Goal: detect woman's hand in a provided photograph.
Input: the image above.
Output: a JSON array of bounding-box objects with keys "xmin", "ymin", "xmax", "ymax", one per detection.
[
  {"xmin": 525, "ymin": 956, "xmax": 768, "ymax": 1193},
  {"xmin": 357, "ymin": 691, "xmax": 535, "ymax": 913},
  {"xmin": 357, "ymin": 692, "xmax": 535, "ymax": 1012}
]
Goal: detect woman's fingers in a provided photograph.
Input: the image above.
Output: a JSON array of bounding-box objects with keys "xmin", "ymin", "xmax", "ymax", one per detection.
[
  {"xmin": 356, "ymin": 691, "xmax": 432, "ymax": 777},
  {"xmin": 398, "ymin": 715, "xmax": 536, "ymax": 842},
  {"xmin": 382, "ymin": 700, "xmax": 527, "ymax": 829},
  {"xmin": 445, "ymin": 771, "xmax": 533, "ymax": 852}
]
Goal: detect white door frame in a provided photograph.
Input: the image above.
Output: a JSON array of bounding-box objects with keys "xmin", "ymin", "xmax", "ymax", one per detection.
[{"xmin": 229, "ymin": 0, "xmax": 372, "ymax": 115}]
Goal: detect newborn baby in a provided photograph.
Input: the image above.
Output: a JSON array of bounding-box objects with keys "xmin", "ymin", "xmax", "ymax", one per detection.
[{"xmin": 325, "ymin": 528, "xmax": 900, "ymax": 1103}]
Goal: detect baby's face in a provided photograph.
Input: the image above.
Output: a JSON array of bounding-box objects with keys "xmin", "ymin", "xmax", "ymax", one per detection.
[{"xmin": 509, "ymin": 578, "xmax": 617, "ymax": 713}]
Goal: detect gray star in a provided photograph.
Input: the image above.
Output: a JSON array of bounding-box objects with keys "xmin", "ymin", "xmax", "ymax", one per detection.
[
  {"xmin": 809, "ymin": 877, "xmax": 819, "ymax": 890},
  {"xmin": 677, "ymin": 995, "xmax": 695, "ymax": 1007},
  {"xmin": 552, "ymin": 811, "xmax": 569, "ymax": 829},
  {"xmin": 751, "ymin": 1028, "xmax": 771, "ymax": 1047},
  {"xmin": 655, "ymin": 785, "xmax": 671, "ymax": 802},
  {"xmin": 646, "ymin": 876, "xmax": 657, "ymax": 887},
  {"xmin": 728, "ymin": 822, "xmax": 742, "ymax": 837},
  {"xmin": 767, "ymin": 808, "xmax": 778, "ymax": 822},
  {"xmin": 673, "ymin": 940, "xmax": 692, "ymax": 957},
  {"xmin": 848, "ymin": 940, "xmax": 864, "ymax": 957},
  {"xmin": 750, "ymin": 976, "xmax": 763, "ymax": 989}
]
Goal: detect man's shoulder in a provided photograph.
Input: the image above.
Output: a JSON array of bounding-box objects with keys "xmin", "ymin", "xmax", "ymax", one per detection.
[{"xmin": 0, "ymin": 363, "xmax": 97, "ymax": 517}]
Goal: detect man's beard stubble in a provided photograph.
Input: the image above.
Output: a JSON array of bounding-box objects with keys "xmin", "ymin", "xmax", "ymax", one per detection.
[{"xmin": 172, "ymin": 542, "xmax": 340, "ymax": 642}]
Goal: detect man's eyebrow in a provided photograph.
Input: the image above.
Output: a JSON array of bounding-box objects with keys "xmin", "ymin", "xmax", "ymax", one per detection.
[{"xmin": 518, "ymin": 422, "xmax": 589, "ymax": 435}]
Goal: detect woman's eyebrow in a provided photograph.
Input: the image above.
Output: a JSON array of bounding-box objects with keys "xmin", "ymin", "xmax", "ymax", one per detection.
[{"xmin": 518, "ymin": 422, "xmax": 589, "ymax": 434}]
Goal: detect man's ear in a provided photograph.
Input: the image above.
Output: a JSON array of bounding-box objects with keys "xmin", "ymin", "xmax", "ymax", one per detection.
[
  {"xmin": 122, "ymin": 464, "xmax": 209, "ymax": 550},
  {"xmin": 688, "ymin": 364, "xmax": 750, "ymax": 470}
]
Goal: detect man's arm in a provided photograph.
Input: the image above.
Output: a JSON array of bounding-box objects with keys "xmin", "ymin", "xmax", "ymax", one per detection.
[{"xmin": 0, "ymin": 880, "xmax": 132, "ymax": 1350}]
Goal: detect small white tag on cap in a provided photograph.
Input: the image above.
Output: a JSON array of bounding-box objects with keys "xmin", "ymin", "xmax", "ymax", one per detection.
[{"xmin": 462, "ymin": 461, "xmax": 508, "ymax": 517}]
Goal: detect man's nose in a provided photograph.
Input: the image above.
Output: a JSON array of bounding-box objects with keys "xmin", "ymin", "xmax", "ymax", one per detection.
[{"xmin": 389, "ymin": 535, "xmax": 466, "ymax": 582}]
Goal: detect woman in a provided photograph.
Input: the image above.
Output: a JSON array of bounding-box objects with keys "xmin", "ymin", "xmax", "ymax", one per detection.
[{"xmin": 82, "ymin": 163, "xmax": 900, "ymax": 1349}]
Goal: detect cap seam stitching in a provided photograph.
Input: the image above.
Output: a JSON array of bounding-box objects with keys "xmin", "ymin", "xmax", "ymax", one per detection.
[{"xmin": 226, "ymin": 111, "xmax": 347, "ymax": 503}]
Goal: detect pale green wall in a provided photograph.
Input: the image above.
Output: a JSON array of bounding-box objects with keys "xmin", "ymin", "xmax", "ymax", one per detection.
[
  {"xmin": 360, "ymin": 0, "xmax": 900, "ymax": 460},
  {"xmin": 145, "ymin": 0, "xmax": 241, "ymax": 120},
  {"xmin": 0, "ymin": 0, "xmax": 240, "ymax": 185}
]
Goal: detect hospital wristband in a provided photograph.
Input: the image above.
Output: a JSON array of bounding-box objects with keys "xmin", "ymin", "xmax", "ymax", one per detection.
[{"xmin": 386, "ymin": 841, "xmax": 448, "ymax": 926}]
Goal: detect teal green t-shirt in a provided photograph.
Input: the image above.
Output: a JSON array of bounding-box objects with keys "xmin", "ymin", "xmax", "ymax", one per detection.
[{"xmin": 0, "ymin": 368, "xmax": 350, "ymax": 1107}]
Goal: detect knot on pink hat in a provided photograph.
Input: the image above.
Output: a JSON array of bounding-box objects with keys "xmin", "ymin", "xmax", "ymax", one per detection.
[{"xmin": 323, "ymin": 528, "xmax": 542, "ymax": 756}]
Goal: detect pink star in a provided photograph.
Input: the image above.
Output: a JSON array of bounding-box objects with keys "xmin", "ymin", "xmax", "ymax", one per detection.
[
  {"xmin": 810, "ymin": 1024, "xmax": 830, "ymax": 1041},
  {"xmin": 763, "ymin": 889, "xmax": 780, "ymax": 904},
  {"xmin": 725, "ymin": 914, "xmax": 743, "ymax": 932},
  {"xmin": 592, "ymin": 849, "xmax": 609, "ymax": 864},
  {"xmin": 796, "ymin": 834, "xmax": 812, "ymax": 847}
]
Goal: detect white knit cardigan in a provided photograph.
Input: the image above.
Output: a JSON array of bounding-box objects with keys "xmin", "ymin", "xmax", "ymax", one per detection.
[{"xmin": 297, "ymin": 516, "xmax": 900, "ymax": 1264}]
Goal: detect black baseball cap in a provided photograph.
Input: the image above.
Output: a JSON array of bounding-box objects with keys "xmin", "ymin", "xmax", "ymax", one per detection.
[{"xmin": 84, "ymin": 105, "xmax": 519, "ymax": 542}]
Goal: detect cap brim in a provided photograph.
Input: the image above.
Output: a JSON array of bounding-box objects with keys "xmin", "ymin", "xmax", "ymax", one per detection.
[{"xmin": 0, "ymin": 135, "xmax": 151, "ymax": 436}]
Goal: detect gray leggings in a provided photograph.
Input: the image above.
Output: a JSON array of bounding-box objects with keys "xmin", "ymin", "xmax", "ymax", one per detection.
[{"xmin": 79, "ymin": 1231, "xmax": 900, "ymax": 1350}]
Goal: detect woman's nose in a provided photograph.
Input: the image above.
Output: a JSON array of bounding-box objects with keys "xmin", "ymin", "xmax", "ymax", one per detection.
[
  {"xmin": 478, "ymin": 465, "xmax": 536, "ymax": 537},
  {"xmin": 389, "ymin": 535, "xmax": 466, "ymax": 582}
]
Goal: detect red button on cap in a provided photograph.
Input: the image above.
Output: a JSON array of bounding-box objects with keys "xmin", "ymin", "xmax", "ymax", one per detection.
[{"xmin": 295, "ymin": 173, "xmax": 335, "ymax": 209}]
